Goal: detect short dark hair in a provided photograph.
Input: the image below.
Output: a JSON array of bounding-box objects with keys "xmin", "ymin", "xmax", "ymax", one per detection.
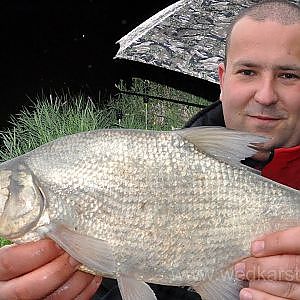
[{"xmin": 224, "ymin": 0, "xmax": 300, "ymax": 64}]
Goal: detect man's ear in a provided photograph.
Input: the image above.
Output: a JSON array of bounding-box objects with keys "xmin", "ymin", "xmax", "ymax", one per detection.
[{"xmin": 218, "ymin": 63, "xmax": 225, "ymax": 101}]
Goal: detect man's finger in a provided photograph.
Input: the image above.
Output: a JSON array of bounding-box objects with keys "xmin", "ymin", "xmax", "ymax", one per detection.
[
  {"xmin": 251, "ymin": 227, "xmax": 300, "ymax": 257},
  {"xmin": 75, "ymin": 276, "xmax": 102, "ymax": 300},
  {"xmin": 249, "ymin": 280, "xmax": 300, "ymax": 299},
  {"xmin": 45, "ymin": 271, "xmax": 98, "ymax": 300},
  {"xmin": 0, "ymin": 239, "xmax": 64, "ymax": 280},
  {"xmin": 240, "ymin": 287, "xmax": 286, "ymax": 300},
  {"xmin": 0, "ymin": 252, "xmax": 81, "ymax": 299},
  {"xmin": 235, "ymin": 255, "xmax": 300, "ymax": 282}
]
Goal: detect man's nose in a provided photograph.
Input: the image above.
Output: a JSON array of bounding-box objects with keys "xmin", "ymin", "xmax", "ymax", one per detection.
[{"xmin": 254, "ymin": 77, "xmax": 278, "ymax": 105}]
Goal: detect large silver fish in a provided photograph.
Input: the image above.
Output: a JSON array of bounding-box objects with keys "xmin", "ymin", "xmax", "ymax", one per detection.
[{"xmin": 0, "ymin": 127, "xmax": 299, "ymax": 300}]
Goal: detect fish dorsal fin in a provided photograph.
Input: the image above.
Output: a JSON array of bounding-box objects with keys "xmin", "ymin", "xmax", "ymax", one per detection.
[{"xmin": 176, "ymin": 126, "xmax": 268, "ymax": 166}]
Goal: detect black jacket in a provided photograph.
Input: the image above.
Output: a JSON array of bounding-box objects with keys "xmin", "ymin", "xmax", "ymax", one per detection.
[
  {"xmin": 184, "ymin": 100, "xmax": 224, "ymax": 128},
  {"xmin": 93, "ymin": 101, "xmax": 224, "ymax": 300}
]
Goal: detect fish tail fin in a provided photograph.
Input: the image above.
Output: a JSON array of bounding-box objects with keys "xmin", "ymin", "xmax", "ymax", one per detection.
[{"xmin": 193, "ymin": 268, "xmax": 247, "ymax": 300}]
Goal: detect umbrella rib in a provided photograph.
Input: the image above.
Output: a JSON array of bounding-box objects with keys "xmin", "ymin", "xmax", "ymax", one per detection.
[{"xmin": 116, "ymin": 0, "xmax": 187, "ymax": 52}]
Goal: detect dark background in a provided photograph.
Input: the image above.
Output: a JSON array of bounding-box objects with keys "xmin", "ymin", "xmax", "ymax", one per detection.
[{"xmin": 0, "ymin": 0, "xmax": 219, "ymax": 129}]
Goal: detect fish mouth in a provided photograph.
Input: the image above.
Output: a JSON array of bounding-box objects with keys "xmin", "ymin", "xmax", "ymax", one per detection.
[{"xmin": 0, "ymin": 170, "xmax": 11, "ymax": 214}]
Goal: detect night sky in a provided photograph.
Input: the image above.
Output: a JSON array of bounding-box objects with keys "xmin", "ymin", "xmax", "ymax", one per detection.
[{"xmin": 1, "ymin": 0, "xmax": 219, "ymax": 129}]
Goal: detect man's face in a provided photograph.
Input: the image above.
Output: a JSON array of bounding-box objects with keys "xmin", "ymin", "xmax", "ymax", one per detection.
[{"xmin": 219, "ymin": 17, "xmax": 300, "ymax": 148}]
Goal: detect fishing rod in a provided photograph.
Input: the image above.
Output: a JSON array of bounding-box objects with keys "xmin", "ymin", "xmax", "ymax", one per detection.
[{"xmin": 116, "ymin": 89, "xmax": 207, "ymax": 108}]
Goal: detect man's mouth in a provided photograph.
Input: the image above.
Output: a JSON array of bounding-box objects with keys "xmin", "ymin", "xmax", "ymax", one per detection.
[
  {"xmin": 246, "ymin": 114, "xmax": 284, "ymax": 129},
  {"xmin": 250, "ymin": 115, "xmax": 281, "ymax": 121}
]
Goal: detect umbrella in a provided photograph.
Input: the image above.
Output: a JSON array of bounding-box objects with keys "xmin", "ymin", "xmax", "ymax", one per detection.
[{"xmin": 115, "ymin": 0, "xmax": 299, "ymax": 84}]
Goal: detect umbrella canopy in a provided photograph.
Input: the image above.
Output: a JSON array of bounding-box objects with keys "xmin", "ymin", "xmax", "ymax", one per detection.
[{"xmin": 115, "ymin": 0, "xmax": 299, "ymax": 84}]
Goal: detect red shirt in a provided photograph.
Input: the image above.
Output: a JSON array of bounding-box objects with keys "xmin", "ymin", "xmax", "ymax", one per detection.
[{"xmin": 262, "ymin": 145, "xmax": 300, "ymax": 190}]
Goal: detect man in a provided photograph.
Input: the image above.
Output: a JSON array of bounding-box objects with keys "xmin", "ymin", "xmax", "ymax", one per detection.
[
  {"xmin": 217, "ymin": 1, "xmax": 300, "ymax": 299},
  {"xmin": 0, "ymin": 0, "xmax": 300, "ymax": 299}
]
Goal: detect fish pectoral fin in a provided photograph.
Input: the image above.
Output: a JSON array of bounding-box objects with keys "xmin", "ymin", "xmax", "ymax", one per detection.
[
  {"xmin": 192, "ymin": 268, "xmax": 247, "ymax": 300},
  {"xmin": 117, "ymin": 276, "xmax": 157, "ymax": 300},
  {"xmin": 177, "ymin": 126, "xmax": 268, "ymax": 166},
  {"xmin": 38, "ymin": 223, "xmax": 115, "ymax": 274}
]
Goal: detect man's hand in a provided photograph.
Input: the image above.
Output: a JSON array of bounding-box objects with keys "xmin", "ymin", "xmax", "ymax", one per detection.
[
  {"xmin": 0, "ymin": 239, "xmax": 102, "ymax": 299},
  {"xmin": 235, "ymin": 227, "xmax": 300, "ymax": 299}
]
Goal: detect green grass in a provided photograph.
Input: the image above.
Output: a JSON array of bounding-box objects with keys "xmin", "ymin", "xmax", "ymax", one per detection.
[
  {"xmin": 0, "ymin": 92, "xmax": 113, "ymax": 161},
  {"xmin": 0, "ymin": 238, "xmax": 11, "ymax": 247},
  {"xmin": 0, "ymin": 78, "xmax": 209, "ymax": 246}
]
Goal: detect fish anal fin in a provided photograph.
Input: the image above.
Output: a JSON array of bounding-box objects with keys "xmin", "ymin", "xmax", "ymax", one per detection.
[
  {"xmin": 193, "ymin": 268, "xmax": 248, "ymax": 300},
  {"xmin": 37, "ymin": 222, "xmax": 115, "ymax": 275},
  {"xmin": 117, "ymin": 275, "xmax": 157, "ymax": 300}
]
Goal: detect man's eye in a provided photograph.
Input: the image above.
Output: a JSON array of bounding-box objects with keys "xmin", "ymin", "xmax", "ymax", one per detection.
[
  {"xmin": 280, "ymin": 73, "xmax": 299, "ymax": 79},
  {"xmin": 239, "ymin": 70, "xmax": 254, "ymax": 76}
]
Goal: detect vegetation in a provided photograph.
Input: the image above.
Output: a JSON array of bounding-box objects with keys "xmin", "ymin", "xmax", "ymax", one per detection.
[{"xmin": 113, "ymin": 78, "xmax": 209, "ymax": 131}]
